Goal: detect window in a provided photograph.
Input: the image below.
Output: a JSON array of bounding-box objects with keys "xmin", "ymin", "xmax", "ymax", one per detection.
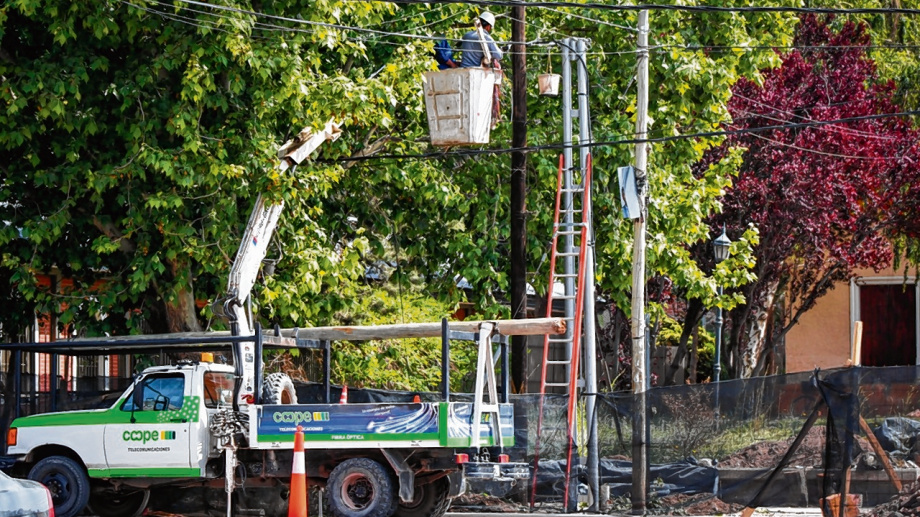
[
  {"xmin": 122, "ymin": 374, "xmax": 185, "ymax": 411},
  {"xmin": 203, "ymin": 372, "xmax": 236, "ymax": 408}
]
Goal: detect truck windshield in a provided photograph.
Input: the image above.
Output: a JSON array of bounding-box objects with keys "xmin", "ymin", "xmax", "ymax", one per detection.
[{"xmin": 203, "ymin": 372, "xmax": 236, "ymax": 408}]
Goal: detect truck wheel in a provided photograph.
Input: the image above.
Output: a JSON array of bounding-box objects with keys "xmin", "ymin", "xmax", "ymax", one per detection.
[
  {"xmin": 326, "ymin": 458, "xmax": 397, "ymax": 517},
  {"xmin": 262, "ymin": 372, "xmax": 298, "ymax": 404},
  {"xmin": 28, "ymin": 456, "xmax": 90, "ymax": 517},
  {"xmin": 394, "ymin": 477, "xmax": 450, "ymax": 517},
  {"xmin": 88, "ymin": 485, "xmax": 150, "ymax": 517}
]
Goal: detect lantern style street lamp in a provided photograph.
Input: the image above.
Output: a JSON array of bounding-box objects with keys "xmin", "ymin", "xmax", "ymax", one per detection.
[{"xmin": 713, "ymin": 226, "xmax": 731, "ymax": 384}]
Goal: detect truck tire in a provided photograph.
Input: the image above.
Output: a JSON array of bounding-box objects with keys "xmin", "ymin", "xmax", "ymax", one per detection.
[
  {"xmin": 262, "ymin": 372, "xmax": 298, "ymax": 404},
  {"xmin": 326, "ymin": 458, "xmax": 397, "ymax": 517},
  {"xmin": 88, "ymin": 485, "xmax": 150, "ymax": 517},
  {"xmin": 28, "ymin": 455, "xmax": 90, "ymax": 517},
  {"xmin": 394, "ymin": 477, "xmax": 450, "ymax": 517}
]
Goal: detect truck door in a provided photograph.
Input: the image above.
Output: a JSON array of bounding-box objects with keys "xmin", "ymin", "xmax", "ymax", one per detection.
[{"xmin": 103, "ymin": 372, "xmax": 196, "ymax": 475}]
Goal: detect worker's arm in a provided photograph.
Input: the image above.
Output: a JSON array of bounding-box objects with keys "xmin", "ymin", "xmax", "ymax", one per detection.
[{"xmin": 487, "ymin": 35, "xmax": 503, "ymax": 62}]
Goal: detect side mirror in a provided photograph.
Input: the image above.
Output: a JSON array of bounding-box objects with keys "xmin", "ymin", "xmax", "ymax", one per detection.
[
  {"xmin": 219, "ymin": 389, "xmax": 234, "ymax": 406},
  {"xmin": 153, "ymin": 395, "xmax": 169, "ymax": 411}
]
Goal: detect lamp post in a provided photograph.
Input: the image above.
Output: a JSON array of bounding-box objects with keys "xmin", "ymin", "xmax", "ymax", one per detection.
[{"xmin": 712, "ymin": 226, "xmax": 731, "ymax": 385}]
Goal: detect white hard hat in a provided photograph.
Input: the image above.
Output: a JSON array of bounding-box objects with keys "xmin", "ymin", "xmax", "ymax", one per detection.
[{"xmin": 479, "ymin": 11, "xmax": 496, "ymax": 27}]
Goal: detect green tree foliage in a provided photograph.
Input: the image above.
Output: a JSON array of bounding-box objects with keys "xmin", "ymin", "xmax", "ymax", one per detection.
[
  {"xmin": 2, "ymin": 1, "xmax": 797, "ymax": 389},
  {"xmin": 806, "ymin": 0, "xmax": 920, "ymax": 111},
  {"xmin": 0, "ymin": 0, "xmax": 431, "ymax": 335},
  {"xmin": 322, "ymin": 277, "xmax": 479, "ymax": 392}
]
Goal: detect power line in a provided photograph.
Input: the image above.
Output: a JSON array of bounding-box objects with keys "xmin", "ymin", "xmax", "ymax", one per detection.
[
  {"xmin": 124, "ymin": 0, "xmax": 920, "ymax": 58},
  {"xmin": 656, "ymin": 44, "xmax": 920, "ymax": 53},
  {"xmin": 536, "ymin": 5, "xmax": 638, "ymax": 32},
  {"xmin": 169, "ymin": 0, "xmax": 445, "ymax": 40},
  {"xmin": 328, "ymin": 109, "xmax": 920, "ymax": 164},
  {"xmin": 355, "ymin": 0, "xmax": 920, "ymax": 16},
  {"xmin": 732, "ymin": 96, "xmax": 902, "ymax": 141},
  {"xmin": 745, "ymin": 132, "xmax": 913, "ymax": 161}
]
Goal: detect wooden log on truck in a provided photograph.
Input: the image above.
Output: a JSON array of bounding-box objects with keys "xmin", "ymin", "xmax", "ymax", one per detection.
[{"xmin": 286, "ymin": 317, "xmax": 566, "ymax": 342}]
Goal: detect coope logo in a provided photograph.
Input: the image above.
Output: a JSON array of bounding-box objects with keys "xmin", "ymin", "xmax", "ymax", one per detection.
[
  {"xmin": 273, "ymin": 411, "xmax": 314, "ymax": 425},
  {"xmin": 122, "ymin": 430, "xmax": 176, "ymax": 443}
]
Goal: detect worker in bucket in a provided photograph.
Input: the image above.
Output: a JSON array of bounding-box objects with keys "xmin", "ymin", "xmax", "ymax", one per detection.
[
  {"xmin": 459, "ymin": 11, "xmax": 504, "ymax": 127},
  {"xmin": 459, "ymin": 11, "xmax": 503, "ymax": 69},
  {"xmin": 433, "ymin": 37, "xmax": 459, "ymax": 69}
]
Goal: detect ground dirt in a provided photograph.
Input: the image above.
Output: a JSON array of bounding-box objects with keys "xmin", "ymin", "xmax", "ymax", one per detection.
[
  {"xmin": 451, "ymin": 492, "xmax": 528, "ymax": 512},
  {"xmin": 658, "ymin": 493, "xmax": 744, "ymax": 515},
  {"xmin": 863, "ymin": 482, "xmax": 920, "ymax": 517},
  {"xmin": 451, "ymin": 423, "xmax": 916, "ymax": 516},
  {"xmin": 718, "ymin": 425, "xmax": 875, "ymax": 469}
]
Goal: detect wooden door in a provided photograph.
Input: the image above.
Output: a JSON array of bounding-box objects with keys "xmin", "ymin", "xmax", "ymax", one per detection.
[{"xmin": 859, "ymin": 284, "xmax": 917, "ymax": 366}]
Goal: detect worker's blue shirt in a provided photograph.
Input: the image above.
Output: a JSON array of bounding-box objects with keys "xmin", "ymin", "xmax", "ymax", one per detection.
[
  {"xmin": 459, "ymin": 29, "xmax": 503, "ymax": 68},
  {"xmin": 434, "ymin": 40, "xmax": 455, "ymax": 69}
]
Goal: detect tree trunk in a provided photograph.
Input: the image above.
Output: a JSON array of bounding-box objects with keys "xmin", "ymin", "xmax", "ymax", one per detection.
[
  {"xmin": 163, "ymin": 284, "xmax": 202, "ymax": 333},
  {"xmin": 689, "ymin": 325, "xmax": 699, "ymax": 384},
  {"xmin": 159, "ymin": 259, "xmax": 202, "ymax": 333},
  {"xmin": 666, "ymin": 298, "xmax": 705, "ymax": 385},
  {"xmin": 739, "ymin": 280, "xmax": 777, "ymax": 378}
]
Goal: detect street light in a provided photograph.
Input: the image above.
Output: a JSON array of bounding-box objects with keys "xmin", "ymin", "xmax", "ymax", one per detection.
[{"xmin": 712, "ymin": 225, "xmax": 731, "ymax": 384}]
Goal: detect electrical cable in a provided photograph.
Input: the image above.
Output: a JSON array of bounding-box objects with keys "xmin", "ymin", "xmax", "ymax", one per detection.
[
  {"xmin": 124, "ymin": 0, "xmax": 920, "ymax": 58},
  {"xmin": 347, "ymin": 0, "xmax": 920, "ymax": 16},
  {"xmin": 116, "ymin": 1, "xmax": 920, "ymax": 166},
  {"xmin": 323, "ymin": 109, "xmax": 920, "ymax": 165},
  {"xmin": 732, "ymin": 93, "xmax": 903, "ymax": 141},
  {"xmin": 168, "ymin": 0, "xmax": 448, "ymax": 40},
  {"xmin": 537, "ymin": 5, "xmax": 638, "ymax": 32},
  {"xmin": 745, "ymin": 131, "xmax": 916, "ymax": 161}
]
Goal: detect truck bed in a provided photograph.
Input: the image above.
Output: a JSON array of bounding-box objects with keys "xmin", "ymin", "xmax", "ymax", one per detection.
[{"xmin": 249, "ymin": 401, "xmax": 514, "ymax": 450}]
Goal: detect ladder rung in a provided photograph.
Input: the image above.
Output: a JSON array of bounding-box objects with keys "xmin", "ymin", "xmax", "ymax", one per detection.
[
  {"xmin": 554, "ymin": 273, "xmax": 578, "ymax": 278},
  {"xmin": 546, "ymin": 361, "xmax": 571, "ymax": 366},
  {"xmin": 553, "ymin": 295, "xmax": 577, "ymax": 300},
  {"xmin": 544, "ymin": 382, "xmax": 569, "ymax": 388}
]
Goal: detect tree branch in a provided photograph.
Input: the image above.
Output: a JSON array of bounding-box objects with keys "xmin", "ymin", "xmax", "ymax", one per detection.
[{"xmin": 92, "ymin": 216, "xmax": 136, "ymax": 254}]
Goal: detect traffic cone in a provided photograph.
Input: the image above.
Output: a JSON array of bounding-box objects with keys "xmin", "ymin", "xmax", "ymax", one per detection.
[
  {"xmin": 289, "ymin": 425, "xmax": 307, "ymax": 517},
  {"xmin": 412, "ymin": 394, "xmax": 421, "ymax": 403},
  {"xmin": 339, "ymin": 385, "xmax": 348, "ymax": 404}
]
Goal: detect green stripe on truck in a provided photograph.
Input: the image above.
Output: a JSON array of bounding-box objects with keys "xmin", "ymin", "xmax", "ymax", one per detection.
[{"xmin": 89, "ymin": 467, "xmax": 202, "ymax": 478}]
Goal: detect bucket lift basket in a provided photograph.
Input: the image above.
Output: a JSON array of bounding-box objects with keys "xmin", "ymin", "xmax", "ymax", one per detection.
[{"xmin": 423, "ymin": 67, "xmax": 501, "ymax": 147}]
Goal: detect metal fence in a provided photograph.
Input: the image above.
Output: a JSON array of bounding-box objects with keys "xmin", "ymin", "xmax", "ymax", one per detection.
[{"xmin": 2, "ymin": 363, "xmax": 918, "ymax": 514}]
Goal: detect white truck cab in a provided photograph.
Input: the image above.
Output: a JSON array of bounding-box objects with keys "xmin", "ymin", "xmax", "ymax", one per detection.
[{"xmin": 8, "ymin": 361, "xmax": 236, "ymax": 480}]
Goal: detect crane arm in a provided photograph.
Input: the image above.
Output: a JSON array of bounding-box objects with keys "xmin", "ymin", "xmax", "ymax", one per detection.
[
  {"xmin": 225, "ymin": 120, "xmax": 342, "ymax": 407},
  {"xmin": 226, "ymin": 120, "xmax": 342, "ymax": 336}
]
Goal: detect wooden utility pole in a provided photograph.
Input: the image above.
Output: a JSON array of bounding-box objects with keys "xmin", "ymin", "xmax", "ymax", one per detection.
[
  {"xmin": 631, "ymin": 9, "xmax": 650, "ymax": 515},
  {"xmin": 510, "ymin": 4, "xmax": 528, "ymax": 393}
]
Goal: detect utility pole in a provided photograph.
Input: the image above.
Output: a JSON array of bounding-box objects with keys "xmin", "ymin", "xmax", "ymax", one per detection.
[
  {"xmin": 576, "ymin": 38, "xmax": 600, "ymax": 512},
  {"xmin": 510, "ymin": 5, "xmax": 528, "ymax": 393},
  {"xmin": 630, "ymin": 9, "xmax": 650, "ymax": 515}
]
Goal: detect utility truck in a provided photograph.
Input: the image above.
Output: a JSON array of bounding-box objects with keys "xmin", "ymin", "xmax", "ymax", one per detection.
[
  {"xmin": 3, "ymin": 318, "xmax": 563, "ymax": 517},
  {"xmin": 1, "ymin": 123, "xmax": 564, "ymax": 517}
]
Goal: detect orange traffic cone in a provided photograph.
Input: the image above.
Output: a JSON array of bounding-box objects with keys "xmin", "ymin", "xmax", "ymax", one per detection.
[
  {"xmin": 412, "ymin": 394, "xmax": 421, "ymax": 403},
  {"xmin": 339, "ymin": 385, "xmax": 348, "ymax": 404},
  {"xmin": 289, "ymin": 425, "xmax": 307, "ymax": 517}
]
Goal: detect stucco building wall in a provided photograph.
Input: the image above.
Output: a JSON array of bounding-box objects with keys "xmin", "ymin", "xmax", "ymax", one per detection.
[{"xmin": 785, "ymin": 264, "xmax": 916, "ymax": 373}]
